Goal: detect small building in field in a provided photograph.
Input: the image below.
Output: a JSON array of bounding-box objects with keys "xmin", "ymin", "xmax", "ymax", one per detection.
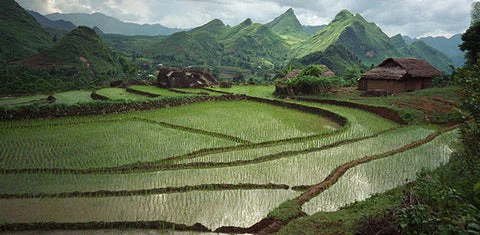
[{"xmin": 358, "ymin": 58, "xmax": 441, "ymax": 94}]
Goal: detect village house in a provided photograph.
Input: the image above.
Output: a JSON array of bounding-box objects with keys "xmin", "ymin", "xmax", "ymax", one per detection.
[
  {"xmin": 157, "ymin": 68, "xmax": 218, "ymax": 88},
  {"xmin": 358, "ymin": 58, "xmax": 442, "ymax": 94}
]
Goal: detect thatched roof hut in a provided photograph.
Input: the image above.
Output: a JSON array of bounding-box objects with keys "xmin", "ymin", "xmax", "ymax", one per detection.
[
  {"xmin": 157, "ymin": 68, "xmax": 218, "ymax": 88},
  {"xmin": 358, "ymin": 58, "xmax": 441, "ymax": 94}
]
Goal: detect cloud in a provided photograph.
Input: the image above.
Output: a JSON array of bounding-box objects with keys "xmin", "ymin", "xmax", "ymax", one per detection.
[{"xmin": 15, "ymin": 0, "xmax": 474, "ymax": 37}]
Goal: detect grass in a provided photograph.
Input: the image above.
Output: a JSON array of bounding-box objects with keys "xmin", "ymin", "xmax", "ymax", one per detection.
[
  {"xmin": 96, "ymin": 88, "xmax": 149, "ymax": 100},
  {"xmin": 302, "ymin": 86, "xmax": 463, "ymax": 124},
  {"xmin": 128, "ymin": 85, "xmax": 188, "ymax": 97},
  {"xmin": 276, "ymin": 187, "xmax": 404, "ymax": 234},
  {"xmin": 172, "ymin": 88, "xmax": 224, "ymax": 96},
  {"xmin": 0, "ymin": 94, "xmax": 47, "ymax": 107},
  {"xmin": 53, "ymin": 90, "xmax": 93, "ymax": 104},
  {"xmin": 211, "ymin": 85, "xmax": 276, "ymax": 98}
]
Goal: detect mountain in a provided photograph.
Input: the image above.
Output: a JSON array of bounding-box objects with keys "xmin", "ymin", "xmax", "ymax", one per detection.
[
  {"xmin": 218, "ymin": 18, "xmax": 290, "ymax": 67},
  {"xmin": 295, "ymin": 10, "xmax": 403, "ymax": 65},
  {"xmin": 303, "ymin": 25, "xmax": 326, "ymax": 35},
  {"xmin": 402, "ymin": 35, "xmax": 415, "ymax": 44},
  {"xmin": 46, "ymin": 12, "xmax": 182, "ymax": 36},
  {"xmin": 27, "ymin": 10, "xmax": 76, "ymax": 32},
  {"xmin": 298, "ymin": 44, "xmax": 366, "ymax": 76},
  {"xmin": 407, "ymin": 41, "xmax": 453, "ymax": 71},
  {"xmin": 418, "ymin": 34, "xmax": 465, "ymax": 67},
  {"xmin": 18, "ymin": 26, "xmax": 124, "ymax": 82},
  {"xmin": 0, "ymin": 0, "xmax": 53, "ymax": 62},
  {"xmin": 294, "ymin": 10, "xmax": 453, "ymax": 73},
  {"xmin": 390, "ymin": 34, "xmax": 453, "ymax": 71},
  {"xmin": 265, "ymin": 8, "xmax": 308, "ymax": 44}
]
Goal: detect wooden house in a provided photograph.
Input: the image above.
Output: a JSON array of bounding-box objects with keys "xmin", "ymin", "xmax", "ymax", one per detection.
[{"xmin": 358, "ymin": 58, "xmax": 441, "ymax": 93}]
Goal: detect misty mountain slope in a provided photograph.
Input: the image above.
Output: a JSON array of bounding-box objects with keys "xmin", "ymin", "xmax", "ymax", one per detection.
[
  {"xmin": 418, "ymin": 34, "xmax": 465, "ymax": 67},
  {"xmin": 46, "ymin": 12, "xmax": 182, "ymax": 36}
]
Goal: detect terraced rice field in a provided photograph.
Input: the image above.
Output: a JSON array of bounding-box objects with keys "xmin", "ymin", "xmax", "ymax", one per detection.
[{"xmin": 0, "ymin": 91, "xmax": 459, "ymax": 232}]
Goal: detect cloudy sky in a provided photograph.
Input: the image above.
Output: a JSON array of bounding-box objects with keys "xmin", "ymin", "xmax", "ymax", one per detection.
[{"xmin": 16, "ymin": 0, "xmax": 475, "ymax": 38}]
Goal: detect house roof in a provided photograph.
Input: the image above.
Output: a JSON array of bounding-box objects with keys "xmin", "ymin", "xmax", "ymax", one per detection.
[{"xmin": 361, "ymin": 58, "xmax": 442, "ymax": 80}]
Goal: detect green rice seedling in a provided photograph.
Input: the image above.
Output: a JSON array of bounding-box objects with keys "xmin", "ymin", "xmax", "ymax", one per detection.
[
  {"xmin": 128, "ymin": 85, "xmax": 188, "ymax": 97},
  {"xmin": 53, "ymin": 90, "xmax": 93, "ymax": 105},
  {"xmin": 0, "ymin": 189, "xmax": 299, "ymax": 230},
  {"xmin": 0, "ymin": 94, "xmax": 48, "ymax": 107},
  {"xmin": 210, "ymin": 85, "xmax": 276, "ymax": 98},
  {"xmin": 96, "ymin": 88, "xmax": 149, "ymax": 100},
  {"xmin": 136, "ymin": 100, "xmax": 340, "ymax": 142},
  {"xmin": 0, "ymin": 120, "xmax": 237, "ymax": 169},
  {"xmin": 0, "ymin": 126, "xmax": 436, "ymax": 195},
  {"xmin": 302, "ymin": 129, "xmax": 459, "ymax": 214}
]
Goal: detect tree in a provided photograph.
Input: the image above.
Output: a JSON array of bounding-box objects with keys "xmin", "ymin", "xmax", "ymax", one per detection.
[
  {"xmin": 460, "ymin": 22, "xmax": 480, "ymax": 66},
  {"xmin": 232, "ymin": 72, "xmax": 245, "ymax": 83},
  {"xmin": 472, "ymin": 1, "xmax": 480, "ymax": 25},
  {"xmin": 343, "ymin": 66, "xmax": 361, "ymax": 87}
]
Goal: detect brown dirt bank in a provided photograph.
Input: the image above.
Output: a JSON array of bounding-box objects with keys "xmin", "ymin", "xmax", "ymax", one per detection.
[
  {"xmin": 0, "ymin": 221, "xmax": 210, "ymax": 232},
  {"xmin": 124, "ymin": 87, "xmax": 160, "ymax": 98},
  {"xmin": 293, "ymin": 97, "xmax": 407, "ymax": 124},
  {"xmin": 0, "ymin": 183, "xmax": 289, "ymax": 199}
]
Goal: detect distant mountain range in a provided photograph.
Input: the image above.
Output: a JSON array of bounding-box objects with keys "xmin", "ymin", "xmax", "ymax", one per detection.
[
  {"xmin": 28, "ymin": 10, "xmax": 76, "ymax": 32},
  {"xmin": 45, "ymin": 12, "xmax": 183, "ymax": 36},
  {"xmin": 1, "ymin": 0, "xmax": 467, "ymax": 82}
]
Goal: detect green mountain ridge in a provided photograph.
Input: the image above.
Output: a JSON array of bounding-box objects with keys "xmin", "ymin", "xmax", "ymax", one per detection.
[
  {"xmin": 0, "ymin": 0, "xmax": 54, "ymax": 62},
  {"xmin": 27, "ymin": 10, "xmax": 76, "ymax": 32},
  {"xmin": 5, "ymin": 3, "xmax": 455, "ymax": 83},
  {"xmin": 417, "ymin": 34, "xmax": 465, "ymax": 67},
  {"xmin": 296, "ymin": 10, "xmax": 403, "ymax": 65},
  {"xmin": 265, "ymin": 8, "xmax": 309, "ymax": 45},
  {"xmin": 18, "ymin": 26, "xmax": 125, "ymax": 83},
  {"xmin": 95, "ymin": 9, "xmax": 457, "ymax": 75},
  {"xmin": 295, "ymin": 10, "xmax": 453, "ymax": 72},
  {"xmin": 390, "ymin": 34, "xmax": 453, "ymax": 71}
]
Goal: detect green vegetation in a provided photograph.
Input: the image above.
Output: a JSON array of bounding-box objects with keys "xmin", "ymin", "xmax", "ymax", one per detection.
[
  {"xmin": 0, "ymin": 90, "xmax": 93, "ymax": 107},
  {"xmin": 96, "ymin": 88, "xmax": 149, "ymax": 100},
  {"xmin": 0, "ymin": 189, "xmax": 299, "ymax": 230},
  {"xmin": 267, "ymin": 200, "xmax": 303, "ymax": 221},
  {"xmin": 53, "ymin": 90, "xmax": 93, "ymax": 104},
  {"xmin": 128, "ymin": 85, "xmax": 189, "ymax": 97},
  {"xmin": 303, "ymin": 129, "xmax": 458, "ymax": 214},
  {"xmin": 0, "ymin": 0, "xmax": 53, "ymax": 61},
  {"xmin": 0, "ymin": 26, "xmax": 129, "ymax": 95},
  {"xmin": 0, "ymin": 2, "xmax": 470, "ymax": 233},
  {"xmin": 0, "ymin": 94, "xmax": 48, "ymax": 107},
  {"xmin": 297, "ymin": 86, "xmax": 462, "ymax": 124},
  {"xmin": 265, "ymin": 8, "xmax": 309, "ymax": 45},
  {"xmin": 0, "ymin": 93, "xmax": 461, "ymax": 233}
]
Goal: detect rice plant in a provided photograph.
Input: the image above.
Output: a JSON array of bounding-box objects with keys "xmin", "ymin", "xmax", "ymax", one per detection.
[
  {"xmin": 0, "ymin": 189, "xmax": 299, "ymax": 230},
  {"xmin": 302, "ymin": 129, "xmax": 459, "ymax": 214}
]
